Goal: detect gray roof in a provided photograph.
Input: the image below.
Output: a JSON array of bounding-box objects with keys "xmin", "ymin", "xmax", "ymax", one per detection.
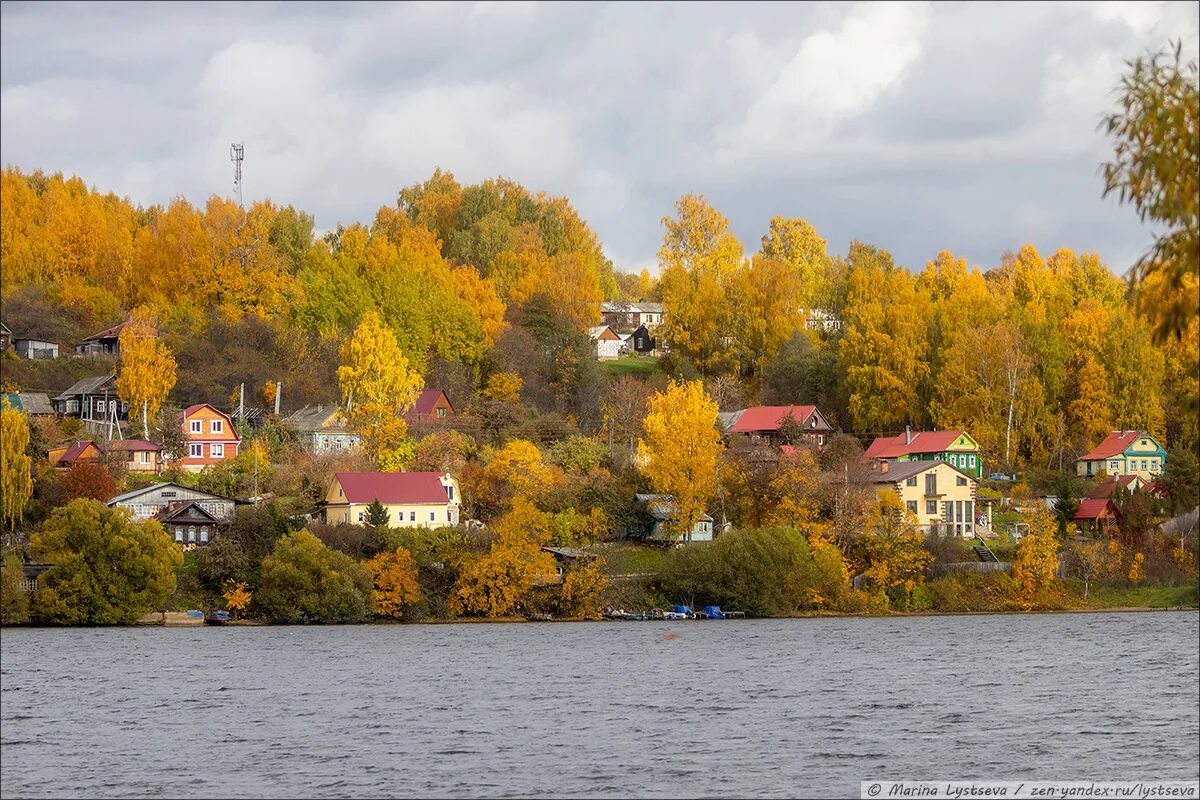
[
  {"xmin": 541, "ymin": 546, "xmax": 596, "ymax": 560},
  {"xmin": 635, "ymin": 493, "xmax": 714, "ymax": 522},
  {"xmin": 54, "ymin": 374, "xmax": 116, "ymax": 401},
  {"xmin": 716, "ymin": 410, "xmax": 745, "ymax": 431},
  {"xmin": 3, "ymin": 392, "xmax": 53, "ymax": 415},
  {"xmin": 106, "ymin": 482, "xmax": 235, "ymax": 506},
  {"xmin": 601, "ymin": 301, "xmax": 663, "ymax": 314},
  {"xmin": 1, "ymin": 321, "xmax": 11, "ymax": 335},
  {"xmin": 282, "ymin": 404, "xmax": 347, "ymax": 433},
  {"xmin": 857, "ymin": 460, "xmax": 977, "ymax": 484}
]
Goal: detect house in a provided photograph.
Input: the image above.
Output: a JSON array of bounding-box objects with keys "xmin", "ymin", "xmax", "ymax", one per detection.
[
  {"xmin": 1073, "ymin": 498, "xmax": 1120, "ymax": 537},
  {"xmin": 721, "ymin": 405, "xmax": 833, "ymax": 447},
  {"xmin": 0, "ymin": 321, "xmax": 11, "ymax": 351},
  {"xmin": 1086, "ymin": 474, "xmax": 1146, "ymax": 500},
  {"xmin": 589, "ymin": 325, "xmax": 623, "ymax": 360},
  {"xmin": 52, "ymin": 374, "xmax": 127, "ymax": 429},
  {"xmin": 107, "ymin": 482, "xmax": 236, "ymax": 522},
  {"xmin": 863, "ymin": 428, "xmax": 982, "ymax": 478},
  {"xmin": 405, "ymin": 389, "xmax": 454, "ymax": 423},
  {"xmin": 75, "ymin": 322, "xmax": 124, "ymax": 356},
  {"xmin": 100, "ymin": 439, "xmax": 161, "ymax": 474},
  {"xmin": 858, "ymin": 460, "xmax": 979, "ymax": 538},
  {"xmin": 13, "ymin": 338, "xmax": 59, "ymax": 359},
  {"xmin": 803, "ymin": 309, "xmax": 842, "ymax": 333},
  {"xmin": 1075, "ymin": 431, "xmax": 1166, "ymax": 480},
  {"xmin": 282, "ymin": 405, "xmax": 361, "ymax": 453},
  {"xmin": 631, "ymin": 493, "xmax": 714, "ymax": 543},
  {"xmin": 230, "ymin": 405, "xmax": 268, "ymax": 431},
  {"xmin": 601, "ymin": 301, "xmax": 664, "ymax": 331},
  {"xmin": 155, "ymin": 501, "xmax": 224, "ymax": 546},
  {"xmin": 541, "ymin": 546, "xmax": 597, "ymax": 579},
  {"xmin": 629, "ymin": 323, "xmax": 656, "ymax": 354},
  {"xmin": 2, "ymin": 392, "xmax": 55, "ymax": 417},
  {"xmin": 324, "ymin": 471, "xmax": 461, "ymax": 528},
  {"xmin": 178, "ymin": 404, "xmax": 241, "ymax": 471},
  {"xmin": 48, "ymin": 441, "xmax": 104, "ymax": 470}
]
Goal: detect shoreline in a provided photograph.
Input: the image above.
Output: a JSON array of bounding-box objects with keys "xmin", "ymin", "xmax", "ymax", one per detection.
[{"xmin": 4, "ymin": 605, "xmax": 1196, "ymax": 629}]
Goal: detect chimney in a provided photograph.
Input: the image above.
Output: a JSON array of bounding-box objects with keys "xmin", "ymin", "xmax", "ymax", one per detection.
[
  {"xmin": 881, "ymin": 460, "xmax": 889, "ymax": 474},
  {"xmin": 905, "ymin": 425, "xmax": 912, "ymax": 445}
]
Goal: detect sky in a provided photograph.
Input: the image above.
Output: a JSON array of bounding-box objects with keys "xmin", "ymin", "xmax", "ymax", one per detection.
[{"xmin": 2, "ymin": 1, "xmax": 1198, "ymax": 275}]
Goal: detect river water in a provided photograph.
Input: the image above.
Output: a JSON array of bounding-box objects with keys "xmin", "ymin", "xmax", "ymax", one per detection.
[{"xmin": 2, "ymin": 612, "xmax": 1198, "ymax": 798}]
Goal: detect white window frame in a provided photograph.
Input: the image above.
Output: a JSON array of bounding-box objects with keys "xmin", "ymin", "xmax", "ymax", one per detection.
[
  {"xmin": 190, "ymin": 420, "xmax": 202, "ymax": 434},
  {"xmin": 211, "ymin": 419, "xmax": 223, "ymax": 433},
  {"xmin": 188, "ymin": 443, "xmax": 203, "ymax": 458},
  {"xmin": 409, "ymin": 511, "xmax": 416, "ymax": 522},
  {"xmin": 210, "ymin": 443, "xmax": 224, "ymax": 459},
  {"xmin": 429, "ymin": 511, "xmax": 436, "ymax": 522},
  {"xmin": 138, "ymin": 450, "xmax": 150, "ymax": 464}
]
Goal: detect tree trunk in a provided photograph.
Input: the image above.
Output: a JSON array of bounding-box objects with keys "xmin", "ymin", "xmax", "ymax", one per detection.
[{"xmin": 143, "ymin": 399, "xmax": 149, "ymax": 440}]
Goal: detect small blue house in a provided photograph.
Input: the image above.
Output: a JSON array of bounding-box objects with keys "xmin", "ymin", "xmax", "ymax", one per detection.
[{"xmin": 631, "ymin": 493, "xmax": 714, "ymax": 543}]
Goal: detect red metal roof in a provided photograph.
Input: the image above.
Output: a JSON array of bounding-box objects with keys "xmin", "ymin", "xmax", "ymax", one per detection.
[
  {"xmin": 409, "ymin": 389, "xmax": 452, "ymax": 417},
  {"xmin": 1078, "ymin": 431, "xmax": 1143, "ymax": 461},
  {"xmin": 864, "ymin": 430, "xmax": 966, "ymax": 459},
  {"xmin": 1086, "ymin": 475, "xmax": 1140, "ymax": 499},
  {"xmin": 729, "ymin": 405, "xmax": 819, "ymax": 433},
  {"xmin": 1074, "ymin": 498, "xmax": 1117, "ymax": 520},
  {"xmin": 59, "ymin": 441, "xmax": 100, "ymax": 463},
  {"xmin": 81, "ymin": 322, "xmax": 125, "ymax": 342},
  {"xmin": 334, "ymin": 472, "xmax": 450, "ymax": 505}
]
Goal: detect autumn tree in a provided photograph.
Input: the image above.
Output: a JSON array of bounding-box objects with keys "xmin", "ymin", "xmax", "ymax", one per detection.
[
  {"xmin": 337, "ymin": 310, "xmax": 424, "ymax": 467},
  {"xmin": 256, "ymin": 530, "xmax": 374, "ymax": 624},
  {"xmin": 222, "ymin": 580, "xmax": 253, "ymax": 619},
  {"xmin": 765, "ymin": 448, "xmax": 821, "ymax": 530},
  {"xmin": 638, "ymin": 380, "xmax": 722, "ymax": 538},
  {"xmin": 862, "ymin": 491, "xmax": 933, "ymax": 609},
  {"xmin": 116, "ymin": 307, "xmax": 178, "ymax": 438},
  {"xmin": 559, "ymin": 559, "xmax": 607, "ymax": 620},
  {"xmin": 31, "ymin": 500, "xmax": 182, "ymax": 625},
  {"xmin": 0, "ymin": 551, "xmax": 30, "ymax": 625},
  {"xmin": 449, "ymin": 497, "xmax": 557, "ymax": 617},
  {"xmin": 57, "ymin": 462, "xmax": 117, "ymax": 503},
  {"xmin": 1012, "ymin": 511, "xmax": 1062, "ymax": 610},
  {"xmin": 365, "ymin": 546, "xmax": 422, "ymax": 619},
  {"xmin": 1102, "ymin": 41, "xmax": 1199, "ymax": 341},
  {"xmin": 1, "ymin": 401, "xmax": 33, "ymax": 531},
  {"xmin": 479, "ymin": 439, "xmax": 560, "ymax": 512}
]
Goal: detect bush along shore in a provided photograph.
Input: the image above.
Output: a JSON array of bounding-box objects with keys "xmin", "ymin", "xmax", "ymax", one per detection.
[{"xmin": 2, "ymin": 499, "xmax": 1196, "ymax": 627}]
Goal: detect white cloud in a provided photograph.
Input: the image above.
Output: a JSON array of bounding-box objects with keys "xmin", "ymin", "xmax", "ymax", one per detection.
[
  {"xmin": 717, "ymin": 2, "xmax": 932, "ymax": 161},
  {"xmin": 359, "ymin": 82, "xmax": 575, "ymax": 186}
]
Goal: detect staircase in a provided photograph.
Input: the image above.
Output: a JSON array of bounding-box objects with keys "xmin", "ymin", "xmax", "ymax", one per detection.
[{"xmin": 972, "ymin": 538, "xmax": 999, "ymax": 563}]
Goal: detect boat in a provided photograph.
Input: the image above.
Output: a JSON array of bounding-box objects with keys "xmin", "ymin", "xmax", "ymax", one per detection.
[{"xmin": 204, "ymin": 610, "xmax": 231, "ymax": 625}]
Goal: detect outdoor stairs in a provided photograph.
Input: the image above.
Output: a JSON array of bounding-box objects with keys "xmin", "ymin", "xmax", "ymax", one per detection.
[{"xmin": 972, "ymin": 538, "xmax": 999, "ymax": 563}]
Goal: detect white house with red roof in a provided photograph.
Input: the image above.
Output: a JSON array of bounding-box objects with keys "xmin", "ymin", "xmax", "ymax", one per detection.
[
  {"xmin": 1075, "ymin": 430, "xmax": 1165, "ymax": 480},
  {"xmin": 863, "ymin": 428, "xmax": 982, "ymax": 478},
  {"xmin": 720, "ymin": 405, "xmax": 832, "ymax": 447},
  {"xmin": 325, "ymin": 471, "xmax": 461, "ymax": 528}
]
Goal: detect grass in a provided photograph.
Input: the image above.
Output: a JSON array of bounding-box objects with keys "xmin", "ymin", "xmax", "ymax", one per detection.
[
  {"xmin": 598, "ymin": 355, "xmax": 661, "ymax": 378},
  {"xmin": 600, "ymin": 541, "xmax": 671, "ymax": 575},
  {"xmin": 1076, "ymin": 582, "xmax": 1199, "ymax": 609}
]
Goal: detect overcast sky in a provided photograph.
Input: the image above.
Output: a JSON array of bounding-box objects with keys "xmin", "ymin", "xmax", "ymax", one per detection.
[{"xmin": 2, "ymin": 1, "xmax": 1197, "ymax": 275}]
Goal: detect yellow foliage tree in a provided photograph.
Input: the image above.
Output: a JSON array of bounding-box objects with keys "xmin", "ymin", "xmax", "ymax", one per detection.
[
  {"xmin": 483, "ymin": 440, "xmax": 559, "ymax": 506},
  {"xmin": 862, "ymin": 491, "xmax": 933, "ymax": 609},
  {"xmin": 115, "ymin": 307, "xmax": 178, "ymax": 439},
  {"xmin": 262, "ymin": 380, "xmax": 278, "ymax": 409},
  {"xmin": 337, "ymin": 310, "xmax": 424, "ymax": 467},
  {"xmin": 559, "ymin": 560, "xmax": 608, "ymax": 620},
  {"xmin": 1012, "ymin": 511, "xmax": 1061, "ymax": 609},
  {"xmin": 449, "ymin": 497, "xmax": 557, "ymax": 617},
  {"xmin": 222, "ymin": 580, "xmax": 252, "ymax": 618},
  {"xmin": 637, "ymin": 379, "xmax": 722, "ymax": 538},
  {"xmin": 366, "ymin": 547, "xmax": 423, "ymax": 619},
  {"xmin": 765, "ymin": 447, "xmax": 821, "ymax": 529},
  {"xmin": 484, "ymin": 372, "xmax": 523, "ymax": 403},
  {"xmin": 1, "ymin": 401, "xmax": 33, "ymax": 530}
]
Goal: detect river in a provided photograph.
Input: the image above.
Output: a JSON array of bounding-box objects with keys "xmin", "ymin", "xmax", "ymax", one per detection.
[{"xmin": 2, "ymin": 612, "xmax": 1198, "ymax": 798}]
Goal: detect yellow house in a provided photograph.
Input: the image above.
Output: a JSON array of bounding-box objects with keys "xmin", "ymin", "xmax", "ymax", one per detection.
[
  {"xmin": 1075, "ymin": 430, "xmax": 1167, "ymax": 480},
  {"xmin": 325, "ymin": 471, "xmax": 461, "ymax": 528},
  {"xmin": 860, "ymin": 460, "xmax": 979, "ymax": 538}
]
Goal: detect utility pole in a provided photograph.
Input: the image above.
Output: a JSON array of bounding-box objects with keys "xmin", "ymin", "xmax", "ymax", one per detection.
[
  {"xmin": 239, "ymin": 383, "xmax": 245, "ymax": 419},
  {"xmin": 230, "ymin": 143, "xmax": 244, "ymax": 208},
  {"xmin": 274, "ymin": 381, "xmax": 281, "ymax": 416}
]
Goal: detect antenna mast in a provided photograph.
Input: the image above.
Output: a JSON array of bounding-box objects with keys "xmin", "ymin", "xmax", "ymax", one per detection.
[{"xmin": 230, "ymin": 143, "xmax": 244, "ymax": 208}]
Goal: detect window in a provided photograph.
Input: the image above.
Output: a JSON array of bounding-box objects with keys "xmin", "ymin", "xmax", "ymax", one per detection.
[
  {"xmin": 162, "ymin": 491, "xmax": 176, "ymax": 498},
  {"xmin": 174, "ymin": 527, "xmax": 184, "ymax": 543},
  {"xmin": 357, "ymin": 510, "xmax": 366, "ymax": 522},
  {"xmin": 1110, "ymin": 460, "xmax": 1120, "ymax": 471},
  {"xmin": 138, "ymin": 450, "xmax": 150, "ymax": 464},
  {"xmin": 210, "ymin": 443, "xmax": 224, "ymax": 459},
  {"xmin": 190, "ymin": 420, "xmax": 202, "ymax": 433},
  {"xmin": 446, "ymin": 485, "xmax": 454, "ymax": 501},
  {"xmin": 906, "ymin": 501, "xmax": 918, "ymax": 514},
  {"xmin": 949, "ymin": 454, "xmax": 957, "ymax": 466},
  {"xmin": 956, "ymin": 476, "xmax": 967, "ymax": 486},
  {"xmin": 94, "ymin": 399, "xmax": 105, "ymax": 413},
  {"xmin": 447, "ymin": 510, "xmax": 453, "ymax": 522},
  {"xmin": 969, "ymin": 455, "xmax": 977, "ymax": 468},
  {"xmin": 906, "ymin": 476, "xmax": 917, "ymax": 487},
  {"xmin": 188, "ymin": 443, "xmax": 203, "ymax": 458},
  {"xmin": 926, "ymin": 500, "xmax": 937, "ymax": 515},
  {"xmin": 187, "ymin": 526, "xmax": 196, "ymax": 543},
  {"xmin": 211, "ymin": 419, "xmax": 223, "ymax": 433},
  {"xmin": 925, "ymin": 473, "xmax": 938, "ymax": 495},
  {"xmin": 199, "ymin": 527, "xmax": 209, "ymax": 543},
  {"xmin": 429, "ymin": 511, "xmax": 436, "ymax": 522},
  {"xmin": 409, "ymin": 511, "xmax": 416, "ymax": 522},
  {"xmin": 436, "ymin": 407, "xmax": 447, "ymax": 418}
]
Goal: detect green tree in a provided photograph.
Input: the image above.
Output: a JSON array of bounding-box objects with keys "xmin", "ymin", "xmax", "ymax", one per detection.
[
  {"xmin": 1, "ymin": 551, "xmax": 30, "ymax": 625},
  {"xmin": 1102, "ymin": 41, "xmax": 1199, "ymax": 342},
  {"xmin": 1160, "ymin": 447, "xmax": 1200, "ymax": 516},
  {"xmin": 256, "ymin": 530, "xmax": 374, "ymax": 624},
  {"xmin": 30, "ymin": 499, "xmax": 182, "ymax": 625},
  {"xmin": 366, "ymin": 499, "xmax": 390, "ymax": 529}
]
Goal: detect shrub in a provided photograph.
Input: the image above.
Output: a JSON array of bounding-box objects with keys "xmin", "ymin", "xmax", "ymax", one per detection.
[{"xmin": 256, "ymin": 530, "xmax": 374, "ymax": 624}]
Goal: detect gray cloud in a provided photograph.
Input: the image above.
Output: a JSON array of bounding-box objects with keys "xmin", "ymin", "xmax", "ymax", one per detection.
[{"xmin": 2, "ymin": 0, "xmax": 1196, "ymax": 275}]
